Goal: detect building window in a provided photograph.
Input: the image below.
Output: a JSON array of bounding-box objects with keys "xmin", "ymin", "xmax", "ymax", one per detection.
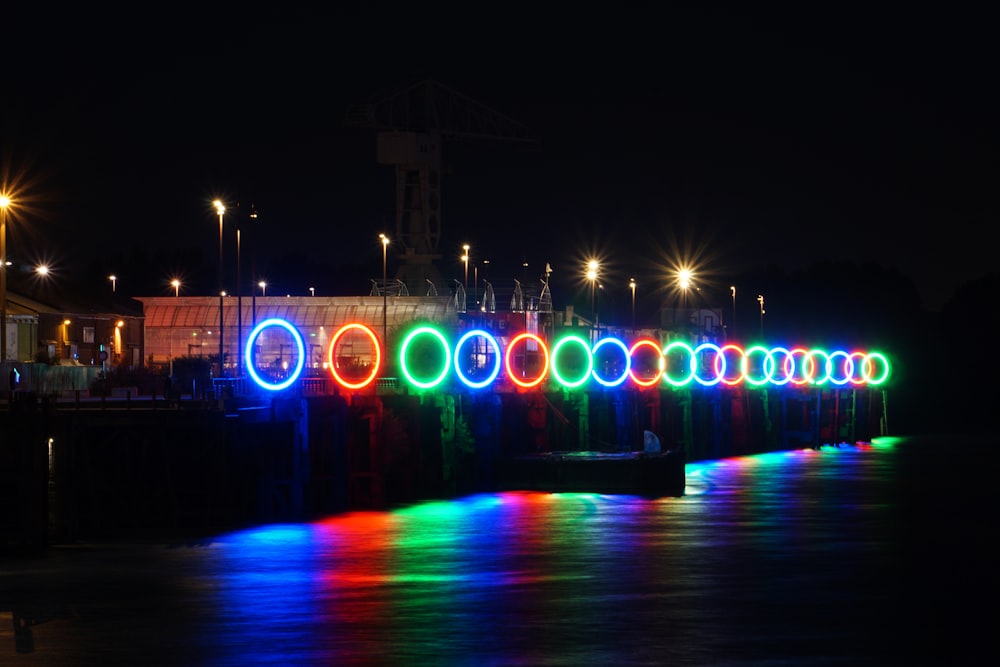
[{"xmin": 83, "ymin": 327, "xmax": 95, "ymax": 343}]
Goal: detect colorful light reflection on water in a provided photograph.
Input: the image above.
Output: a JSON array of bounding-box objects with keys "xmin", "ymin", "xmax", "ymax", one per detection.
[
  {"xmin": 183, "ymin": 440, "xmax": 903, "ymax": 665},
  {"xmin": 8, "ymin": 436, "xmax": 991, "ymax": 665}
]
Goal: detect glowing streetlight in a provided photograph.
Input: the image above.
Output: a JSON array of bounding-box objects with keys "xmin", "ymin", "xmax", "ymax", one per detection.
[
  {"xmin": 677, "ymin": 267, "xmax": 692, "ymax": 291},
  {"xmin": 171, "ymin": 279, "xmax": 181, "ymax": 297},
  {"xmin": 676, "ymin": 266, "xmax": 693, "ymax": 335},
  {"xmin": 213, "ymin": 199, "xmax": 225, "ymax": 377},
  {"xmin": 258, "ymin": 280, "xmax": 267, "ymax": 297},
  {"xmin": 757, "ymin": 294, "xmax": 765, "ymax": 339},
  {"xmin": 380, "ymin": 233, "xmax": 390, "ymax": 346},
  {"xmin": 0, "ymin": 194, "xmax": 10, "ymax": 362},
  {"xmin": 629, "ymin": 277, "xmax": 637, "ymax": 328},
  {"xmin": 309, "ymin": 287, "xmax": 315, "ymax": 297},
  {"xmin": 109, "ymin": 274, "xmax": 117, "ymax": 293},
  {"xmin": 36, "ymin": 265, "xmax": 49, "ymax": 277}
]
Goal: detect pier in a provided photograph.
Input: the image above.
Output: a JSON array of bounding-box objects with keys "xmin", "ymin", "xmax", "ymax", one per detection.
[{"xmin": 1, "ymin": 381, "xmax": 888, "ymax": 552}]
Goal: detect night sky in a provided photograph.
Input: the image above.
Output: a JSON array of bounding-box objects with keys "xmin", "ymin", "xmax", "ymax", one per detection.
[{"xmin": 2, "ymin": 7, "xmax": 995, "ymax": 313}]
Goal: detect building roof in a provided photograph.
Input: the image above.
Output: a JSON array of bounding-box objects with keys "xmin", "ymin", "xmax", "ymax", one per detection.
[
  {"xmin": 133, "ymin": 295, "xmax": 460, "ymax": 330},
  {"xmin": 4, "ymin": 290, "xmax": 62, "ymax": 316}
]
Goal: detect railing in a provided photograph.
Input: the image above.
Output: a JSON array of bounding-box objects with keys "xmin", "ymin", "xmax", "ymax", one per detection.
[
  {"xmin": 208, "ymin": 375, "xmax": 403, "ymax": 398},
  {"xmin": 376, "ymin": 377, "xmax": 399, "ymax": 392},
  {"xmin": 300, "ymin": 377, "xmax": 328, "ymax": 396}
]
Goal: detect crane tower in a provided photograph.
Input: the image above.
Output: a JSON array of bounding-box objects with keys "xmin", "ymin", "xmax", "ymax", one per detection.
[{"xmin": 344, "ymin": 79, "xmax": 537, "ymax": 296}]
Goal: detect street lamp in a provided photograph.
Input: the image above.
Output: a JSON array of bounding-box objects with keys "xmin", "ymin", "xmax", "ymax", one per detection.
[
  {"xmin": 0, "ymin": 194, "xmax": 11, "ymax": 363},
  {"xmin": 248, "ymin": 204, "xmax": 260, "ymax": 331},
  {"xmin": 380, "ymin": 233, "xmax": 390, "ymax": 347},
  {"xmin": 109, "ymin": 274, "xmax": 117, "ymax": 293},
  {"xmin": 677, "ymin": 267, "xmax": 692, "ymax": 334},
  {"xmin": 234, "ymin": 203, "xmax": 257, "ymax": 377},
  {"xmin": 236, "ymin": 222, "xmax": 242, "ymax": 376},
  {"xmin": 586, "ymin": 260, "xmax": 599, "ymax": 339},
  {"xmin": 213, "ymin": 199, "xmax": 225, "ymax": 377},
  {"xmin": 474, "ymin": 264, "xmax": 480, "ymax": 310},
  {"xmin": 629, "ymin": 277, "xmax": 637, "ymax": 329},
  {"xmin": 171, "ymin": 279, "xmax": 181, "ymax": 297},
  {"xmin": 462, "ymin": 243, "xmax": 470, "ymax": 288},
  {"xmin": 757, "ymin": 294, "xmax": 765, "ymax": 339},
  {"xmin": 480, "ymin": 258, "xmax": 490, "ymax": 311},
  {"xmin": 309, "ymin": 287, "xmax": 315, "ymax": 297},
  {"xmin": 258, "ymin": 281, "xmax": 266, "ymax": 297},
  {"xmin": 730, "ymin": 285, "xmax": 736, "ymax": 340},
  {"xmin": 677, "ymin": 268, "xmax": 692, "ymax": 291}
]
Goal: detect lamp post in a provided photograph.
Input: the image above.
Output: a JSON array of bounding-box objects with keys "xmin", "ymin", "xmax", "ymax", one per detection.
[
  {"xmin": 213, "ymin": 199, "xmax": 225, "ymax": 377},
  {"xmin": 109, "ymin": 274, "xmax": 117, "ymax": 293},
  {"xmin": 309, "ymin": 287, "xmax": 315, "ymax": 297},
  {"xmin": 248, "ymin": 204, "xmax": 259, "ymax": 331},
  {"xmin": 586, "ymin": 260, "xmax": 599, "ymax": 341},
  {"xmin": 757, "ymin": 294, "xmax": 765, "ymax": 339},
  {"xmin": 462, "ymin": 244, "xmax": 470, "ymax": 288},
  {"xmin": 480, "ymin": 258, "xmax": 490, "ymax": 311},
  {"xmin": 172, "ymin": 279, "xmax": 181, "ymax": 297},
  {"xmin": 629, "ymin": 277, "xmax": 637, "ymax": 329},
  {"xmin": 380, "ymin": 233, "xmax": 390, "ymax": 347},
  {"xmin": 254, "ymin": 280, "xmax": 266, "ymax": 365},
  {"xmin": 0, "ymin": 195, "xmax": 10, "ymax": 363},
  {"xmin": 730, "ymin": 285, "xmax": 736, "ymax": 340},
  {"xmin": 236, "ymin": 223, "xmax": 243, "ymax": 376}
]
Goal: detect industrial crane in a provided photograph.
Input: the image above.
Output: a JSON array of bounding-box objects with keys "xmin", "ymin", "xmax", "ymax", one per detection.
[{"xmin": 344, "ymin": 79, "xmax": 537, "ymax": 297}]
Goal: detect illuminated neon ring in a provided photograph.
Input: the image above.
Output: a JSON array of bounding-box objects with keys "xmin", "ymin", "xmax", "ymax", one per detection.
[
  {"xmin": 551, "ymin": 335, "xmax": 594, "ymax": 388},
  {"xmin": 719, "ymin": 343, "xmax": 745, "ymax": 386},
  {"xmin": 454, "ymin": 329, "xmax": 502, "ymax": 389},
  {"xmin": 861, "ymin": 351, "xmax": 890, "ymax": 385},
  {"xmin": 245, "ymin": 318, "xmax": 306, "ymax": 391},
  {"xmin": 785, "ymin": 347, "xmax": 813, "ymax": 386},
  {"xmin": 692, "ymin": 343, "xmax": 726, "ymax": 387},
  {"xmin": 741, "ymin": 345, "xmax": 775, "ymax": 387},
  {"xmin": 662, "ymin": 340, "xmax": 695, "ymax": 387},
  {"xmin": 826, "ymin": 350, "xmax": 853, "ymax": 386},
  {"xmin": 628, "ymin": 339, "xmax": 663, "ymax": 387},
  {"xmin": 804, "ymin": 348, "xmax": 832, "ymax": 385},
  {"xmin": 592, "ymin": 337, "xmax": 631, "ymax": 388},
  {"xmin": 242, "ymin": 316, "xmax": 894, "ymax": 390},
  {"xmin": 399, "ymin": 326, "xmax": 452, "ymax": 389},
  {"xmin": 327, "ymin": 323, "xmax": 381, "ymax": 390},
  {"xmin": 848, "ymin": 351, "xmax": 869, "ymax": 385},
  {"xmin": 504, "ymin": 332, "xmax": 550, "ymax": 388},
  {"xmin": 767, "ymin": 346, "xmax": 793, "ymax": 386}
]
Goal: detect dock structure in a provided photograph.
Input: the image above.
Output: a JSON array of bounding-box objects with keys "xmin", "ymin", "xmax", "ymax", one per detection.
[
  {"xmin": 1, "ymin": 379, "xmax": 888, "ymax": 552},
  {"xmin": 3, "ymin": 293, "xmax": 891, "ymax": 550}
]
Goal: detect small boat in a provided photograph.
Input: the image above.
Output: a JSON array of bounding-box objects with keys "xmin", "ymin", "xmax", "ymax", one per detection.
[{"xmin": 499, "ymin": 431, "xmax": 685, "ymax": 497}]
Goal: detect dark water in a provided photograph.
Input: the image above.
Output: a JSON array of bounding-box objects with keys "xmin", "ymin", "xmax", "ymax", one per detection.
[{"xmin": 2, "ymin": 435, "xmax": 994, "ymax": 666}]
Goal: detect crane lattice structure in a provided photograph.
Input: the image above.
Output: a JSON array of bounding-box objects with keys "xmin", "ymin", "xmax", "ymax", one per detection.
[{"xmin": 345, "ymin": 79, "xmax": 537, "ymax": 297}]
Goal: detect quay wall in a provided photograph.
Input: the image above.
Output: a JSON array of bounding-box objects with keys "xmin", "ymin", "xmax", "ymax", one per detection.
[{"xmin": 1, "ymin": 385, "xmax": 887, "ymax": 551}]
